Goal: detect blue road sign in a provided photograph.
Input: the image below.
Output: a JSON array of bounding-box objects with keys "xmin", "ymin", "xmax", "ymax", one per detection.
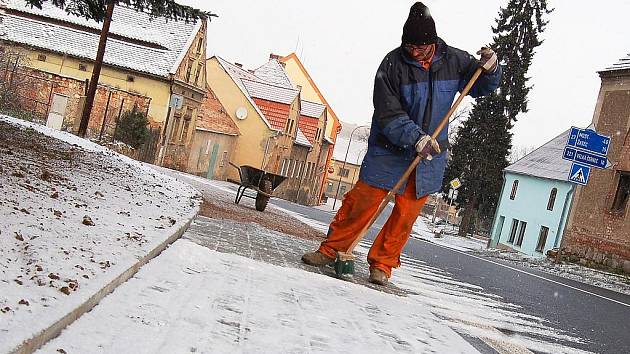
[
  {"xmin": 568, "ymin": 163, "xmax": 591, "ymax": 185},
  {"xmin": 566, "ymin": 127, "xmax": 611, "ymax": 156},
  {"xmin": 563, "ymin": 146, "xmax": 608, "ymax": 169}
]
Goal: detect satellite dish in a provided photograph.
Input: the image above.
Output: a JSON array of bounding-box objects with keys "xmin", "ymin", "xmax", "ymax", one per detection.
[{"xmin": 235, "ymin": 107, "xmax": 248, "ymax": 120}]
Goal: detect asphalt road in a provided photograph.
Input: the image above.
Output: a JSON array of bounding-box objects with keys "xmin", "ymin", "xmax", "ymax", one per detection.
[{"xmin": 267, "ymin": 196, "xmax": 630, "ymax": 354}]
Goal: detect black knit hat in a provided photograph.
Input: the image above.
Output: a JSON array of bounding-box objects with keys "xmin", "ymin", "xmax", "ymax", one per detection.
[{"xmin": 402, "ymin": 2, "xmax": 438, "ymax": 45}]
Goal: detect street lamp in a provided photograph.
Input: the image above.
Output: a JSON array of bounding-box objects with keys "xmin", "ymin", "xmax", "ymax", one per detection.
[{"xmin": 332, "ymin": 125, "xmax": 368, "ymax": 210}]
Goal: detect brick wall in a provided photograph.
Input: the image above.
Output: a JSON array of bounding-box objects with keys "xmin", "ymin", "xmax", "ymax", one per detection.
[
  {"xmin": 563, "ymin": 73, "xmax": 630, "ymax": 274},
  {"xmin": 2, "ymin": 66, "xmax": 153, "ymax": 137}
]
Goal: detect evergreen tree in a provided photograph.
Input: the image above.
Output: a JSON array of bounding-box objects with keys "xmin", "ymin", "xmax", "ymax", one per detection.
[
  {"xmin": 115, "ymin": 107, "xmax": 149, "ymax": 149},
  {"xmin": 444, "ymin": 0, "xmax": 552, "ymax": 236},
  {"xmin": 24, "ymin": 0, "xmax": 213, "ymax": 22}
]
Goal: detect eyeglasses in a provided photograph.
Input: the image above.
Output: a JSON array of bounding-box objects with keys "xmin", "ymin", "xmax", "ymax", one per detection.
[{"xmin": 405, "ymin": 44, "xmax": 434, "ymax": 55}]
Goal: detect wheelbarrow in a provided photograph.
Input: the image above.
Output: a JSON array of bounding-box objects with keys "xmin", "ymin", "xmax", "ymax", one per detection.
[{"xmin": 229, "ymin": 162, "xmax": 287, "ymax": 212}]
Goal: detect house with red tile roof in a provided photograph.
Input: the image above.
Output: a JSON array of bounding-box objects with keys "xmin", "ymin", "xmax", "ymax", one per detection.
[{"xmin": 204, "ymin": 55, "xmax": 329, "ymax": 205}]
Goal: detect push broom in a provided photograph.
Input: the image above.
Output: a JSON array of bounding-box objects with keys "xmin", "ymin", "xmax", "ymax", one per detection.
[{"xmin": 334, "ymin": 64, "xmax": 489, "ymax": 277}]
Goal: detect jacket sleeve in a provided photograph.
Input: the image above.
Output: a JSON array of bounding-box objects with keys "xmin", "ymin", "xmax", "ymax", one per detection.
[
  {"xmin": 373, "ymin": 55, "xmax": 423, "ymax": 149},
  {"xmin": 459, "ymin": 53, "xmax": 502, "ymax": 98}
]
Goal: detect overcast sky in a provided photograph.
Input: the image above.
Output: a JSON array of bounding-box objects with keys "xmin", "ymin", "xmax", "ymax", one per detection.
[{"xmin": 181, "ymin": 0, "xmax": 630, "ymax": 150}]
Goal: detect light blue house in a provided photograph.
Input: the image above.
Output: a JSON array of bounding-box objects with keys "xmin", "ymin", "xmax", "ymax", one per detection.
[{"xmin": 490, "ymin": 130, "xmax": 575, "ymax": 257}]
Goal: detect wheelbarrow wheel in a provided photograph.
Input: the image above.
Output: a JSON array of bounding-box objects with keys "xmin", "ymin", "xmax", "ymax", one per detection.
[{"xmin": 255, "ymin": 179, "xmax": 272, "ymax": 212}]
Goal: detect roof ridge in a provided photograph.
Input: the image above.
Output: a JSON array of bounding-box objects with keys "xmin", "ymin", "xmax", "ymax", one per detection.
[{"xmin": 240, "ymin": 77, "xmax": 299, "ymax": 92}]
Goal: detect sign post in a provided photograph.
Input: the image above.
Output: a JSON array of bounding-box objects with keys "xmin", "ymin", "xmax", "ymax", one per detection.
[{"xmin": 562, "ymin": 127, "xmax": 611, "ymax": 186}]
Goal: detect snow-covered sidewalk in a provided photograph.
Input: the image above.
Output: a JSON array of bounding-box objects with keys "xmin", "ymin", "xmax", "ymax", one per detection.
[
  {"xmin": 0, "ymin": 116, "xmax": 200, "ymax": 353},
  {"xmin": 38, "ymin": 239, "xmax": 479, "ymax": 354},
  {"xmin": 35, "ymin": 176, "xmax": 592, "ymax": 354}
]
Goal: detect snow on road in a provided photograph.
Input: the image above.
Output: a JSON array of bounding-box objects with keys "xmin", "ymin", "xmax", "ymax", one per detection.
[
  {"xmin": 0, "ymin": 116, "xmax": 199, "ymax": 353},
  {"xmin": 38, "ymin": 239, "xmax": 479, "ymax": 354}
]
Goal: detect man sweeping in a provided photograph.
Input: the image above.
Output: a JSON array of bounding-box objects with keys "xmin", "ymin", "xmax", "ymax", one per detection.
[{"xmin": 301, "ymin": 2, "xmax": 502, "ymax": 285}]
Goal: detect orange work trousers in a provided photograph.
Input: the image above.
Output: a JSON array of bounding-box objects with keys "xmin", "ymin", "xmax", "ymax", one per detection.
[{"xmin": 319, "ymin": 173, "xmax": 428, "ymax": 277}]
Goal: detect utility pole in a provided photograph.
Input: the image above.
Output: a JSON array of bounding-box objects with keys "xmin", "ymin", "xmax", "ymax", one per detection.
[{"xmin": 78, "ymin": 2, "xmax": 115, "ymax": 137}]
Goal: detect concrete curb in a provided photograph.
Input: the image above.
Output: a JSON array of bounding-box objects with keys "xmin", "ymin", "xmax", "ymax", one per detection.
[{"xmin": 10, "ymin": 211, "xmax": 198, "ymax": 354}]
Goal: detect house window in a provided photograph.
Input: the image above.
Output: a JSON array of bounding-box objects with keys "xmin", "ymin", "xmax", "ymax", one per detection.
[
  {"xmin": 185, "ymin": 60, "xmax": 193, "ymax": 82},
  {"xmin": 280, "ymin": 159, "xmax": 288, "ymax": 176},
  {"xmin": 510, "ymin": 180, "xmax": 519, "ymax": 200},
  {"xmin": 170, "ymin": 114, "xmax": 181, "ymax": 142},
  {"xmin": 297, "ymin": 161, "xmax": 305, "ymax": 179},
  {"xmin": 515, "ymin": 221, "xmax": 527, "ymax": 247},
  {"xmin": 195, "ymin": 64, "xmax": 203, "ymax": 85},
  {"xmin": 79, "ymin": 63, "xmax": 88, "ymax": 71},
  {"xmin": 547, "ymin": 188, "xmax": 557, "ymax": 211},
  {"xmin": 338, "ymin": 167, "xmax": 350, "ymax": 178},
  {"xmin": 327, "ymin": 182, "xmax": 334, "ymax": 193},
  {"xmin": 126, "ymin": 75, "xmax": 135, "ymax": 82},
  {"xmin": 180, "ymin": 108, "xmax": 193, "ymax": 143},
  {"xmin": 340, "ymin": 185, "xmax": 347, "ymax": 196},
  {"xmin": 37, "ymin": 54, "xmax": 46, "ymax": 62},
  {"xmin": 196, "ymin": 37, "xmax": 204, "ymax": 54},
  {"xmin": 219, "ymin": 151, "xmax": 228, "ymax": 167},
  {"xmin": 612, "ymin": 172, "xmax": 630, "ymax": 213},
  {"xmin": 536, "ymin": 226, "xmax": 549, "ymax": 253},
  {"xmin": 508, "ymin": 219, "xmax": 519, "ymax": 243}
]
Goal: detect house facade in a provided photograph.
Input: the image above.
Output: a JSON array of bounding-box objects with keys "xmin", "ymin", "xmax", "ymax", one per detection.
[
  {"xmin": 279, "ymin": 53, "xmax": 341, "ymax": 203},
  {"xmin": 562, "ymin": 54, "xmax": 630, "ymax": 273},
  {"xmin": 187, "ymin": 84, "xmax": 239, "ymax": 180},
  {"xmin": 490, "ymin": 131, "xmax": 575, "ymax": 257},
  {"xmin": 205, "ymin": 55, "xmax": 329, "ymax": 205},
  {"xmin": 0, "ymin": 0, "xmax": 207, "ymax": 164}
]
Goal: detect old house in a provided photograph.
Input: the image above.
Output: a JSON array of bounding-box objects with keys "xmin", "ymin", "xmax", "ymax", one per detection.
[
  {"xmin": 562, "ymin": 54, "xmax": 630, "ymax": 273},
  {"xmin": 489, "ymin": 130, "xmax": 575, "ymax": 257},
  {"xmin": 0, "ymin": 0, "xmax": 207, "ymax": 164},
  {"xmin": 205, "ymin": 55, "xmax": 332, "ymax": 206},
  {"xmin": 278, "ymin": 53, "xmax": 341, "ymax": 203},
  {"xmin": 187, "ymin": 84, "xmax": 239, "ymax": 180}
]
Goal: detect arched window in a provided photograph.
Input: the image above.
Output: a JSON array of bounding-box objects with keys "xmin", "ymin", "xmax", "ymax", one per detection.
[
  {"xmin": 509, "ymin": 180, "xmax": 519, "ymax": 200},
  {"xmin": 547, "ymin": 188, "xmax": 557, "ymax": 211}
]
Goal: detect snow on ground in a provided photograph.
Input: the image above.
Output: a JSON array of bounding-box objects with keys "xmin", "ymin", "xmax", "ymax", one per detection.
[
  {"xmin": 478, "ymin": 249, "xmax": 630, "ymax": 296},
  {"xmin": 0, "ymin": 116, "xmax": 200, "ymax": 353},
  {"xmin": 411, "ymin": 216, "xmax": 488, "ymax": 252},
  {"xmin": 31, "ymin": 173, "xmax": 592, "ymax": 353},
  {"xmin": 38, "ymin": 239, "xmax": 480, "ymax": 354}
]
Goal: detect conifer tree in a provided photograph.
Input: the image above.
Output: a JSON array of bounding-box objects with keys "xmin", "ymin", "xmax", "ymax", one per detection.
[{"xmin": 444, "ymin": 0, "xmax": 552, "ymax": 236}]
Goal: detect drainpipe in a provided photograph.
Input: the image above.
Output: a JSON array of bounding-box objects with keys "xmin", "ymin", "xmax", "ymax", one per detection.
[
  {"xmin": 487, "ymin": 171, "xmax": 507, "ymax": 248},
  {"xmin": 555, "ymin": 185, "xmax": 576, "ymax": 263}
]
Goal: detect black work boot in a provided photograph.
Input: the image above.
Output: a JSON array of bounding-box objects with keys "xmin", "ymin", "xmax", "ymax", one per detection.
[
  {"xmin": 369, "ymin": 268, "xmax": 388, "ymax": 286},
  {"xmin": 301, "ymin": 251, "xmax": 335, "ymax": 266}
]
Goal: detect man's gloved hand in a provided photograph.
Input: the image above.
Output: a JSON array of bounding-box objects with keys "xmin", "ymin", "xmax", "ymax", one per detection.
[
  {"xmin": 477, "ymin": 47, "xmax": 498, "ymax": 73},
  {"xmin": 415, "ymin": 135, "xmax": 441, "ymax": 160}
]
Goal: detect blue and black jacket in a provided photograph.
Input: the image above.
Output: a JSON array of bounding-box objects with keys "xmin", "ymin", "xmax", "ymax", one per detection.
[{"xmin": 359, "ymin": 38, "xmax": 502, "ymax": 198}]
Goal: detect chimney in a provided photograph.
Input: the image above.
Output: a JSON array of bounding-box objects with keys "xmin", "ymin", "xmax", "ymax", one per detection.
[
  {"xmin": 234, "ymin": 63, "xmax": 243, "ymax": 68},
  {"xmin": 269, "ymin": 53, "xmax": 280, "ymax": 60}
]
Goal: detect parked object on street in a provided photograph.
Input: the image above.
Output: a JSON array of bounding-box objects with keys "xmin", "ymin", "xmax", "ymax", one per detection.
[{"xmin": 230, "ymin": 162, "xmax": 287, "ymax": 212}]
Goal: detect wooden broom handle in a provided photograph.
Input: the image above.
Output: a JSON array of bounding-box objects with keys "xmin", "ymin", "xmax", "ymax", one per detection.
[{"xmin": 342, "ymin": 67, "xmax": 484, "ymax": 255}]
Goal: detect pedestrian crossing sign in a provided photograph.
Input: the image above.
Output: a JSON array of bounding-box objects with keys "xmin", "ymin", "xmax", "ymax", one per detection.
[{"xmin": 568, "ymin": 163, "xmax": 590, "ymax": 185}]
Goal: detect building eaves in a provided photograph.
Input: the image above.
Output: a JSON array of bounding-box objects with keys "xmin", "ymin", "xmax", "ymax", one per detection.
[
  {"xmin": 294, "ymin": 128, "xmax": 312, "ymax": 148},
  {"xmin": 0, "ymin": 0, "xmax": 198, "ymax": 78},
  {"xmin": 214, "ymin": 56, "xmax": 276, "ymax": 131},
  {"xmin": 301, "ymin": 100, "xmax": 326, "ymax": 118},
  {"xmin": 504, "ymin": 129, "xmax": 573, "ymax": 181}
]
